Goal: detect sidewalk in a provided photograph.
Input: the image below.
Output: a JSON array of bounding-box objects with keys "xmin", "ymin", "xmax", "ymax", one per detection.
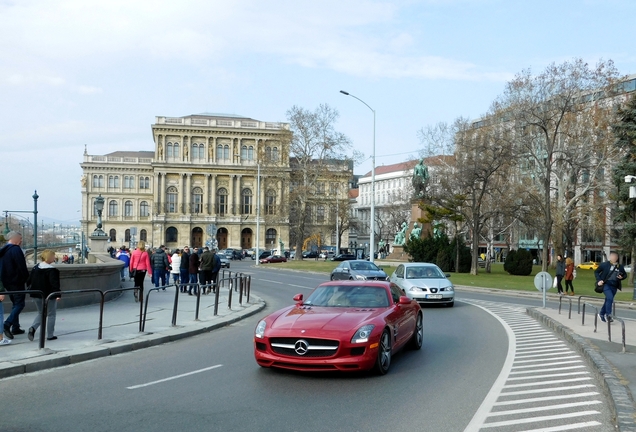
[{"xmin": 0, "ymin": 279, "xmax": 265, "ymax": 379}]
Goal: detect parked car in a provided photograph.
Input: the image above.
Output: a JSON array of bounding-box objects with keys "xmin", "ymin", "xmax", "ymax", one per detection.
[
  {"xmin": 253, "ymin": 281, "xmax": 422, "ymax": 374},
  {"xmin": 289, "ymin": 250, "xmax": 296, "ymax": 259},
  {"xmin": 330, "ymin": 260, "xmax": 388, "ymax": 281},
  {"xmin": 319, "ymin": 251, "xmax": 335, "ymax": 259},
  {"xmin": 331, "ymin": 253, "xmax": 356, "ymax": 262},
  {"xmin": 219, "ymin": 255, "xmax": 230, "ymax": 268},
  {"xmin": 259, "ymin": 255, "xmax": 287, "ymax": 264},
  {"xmin": 577, "ymin": 261, "xmax": 599, "ymax": 270},
  {"xmin": 302, "ymin": 250, "xmax": 319, "ymax": 259},
  {"xmin": 389, "ymin": 262, "xmax": 454, "ymax": 307},
  {"xmin": 258, "ymin": 250, "xmax": 273, "ymax": 260}
]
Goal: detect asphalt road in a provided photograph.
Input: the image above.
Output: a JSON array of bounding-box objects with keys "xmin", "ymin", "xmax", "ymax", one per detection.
[{"xmin": 0, "ymin": 261, "xmax": 615, "ymax": 432}]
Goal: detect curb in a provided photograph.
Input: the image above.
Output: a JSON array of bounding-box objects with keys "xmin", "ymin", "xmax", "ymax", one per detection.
[
  {"xmin": 0, "ymin": 296, "xmax": 266, "ymax": 380},
  {"xmin": 527, "ymin": 307, "xmax": 636, "ymax": 432}
]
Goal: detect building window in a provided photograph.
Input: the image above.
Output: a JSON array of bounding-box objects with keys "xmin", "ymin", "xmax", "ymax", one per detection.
[
  {"xmin": 139, "ymin": 176, "xmax": 150, "ymax": 189},
  {"xmin": 241, "ymin": 145, "xmax": 247, "ymax": 160},
  {"xmin": 140, "ymin": 229, "xmax": 147, "ymax": 242},
  {"xmin": 166, "ymin": 226, "xmax": 178, "ymax": 243},
  {"xmin": 192, "ymin": 143, "xmax": 204, "ymax": 161},
  {"xmin": 173, "ymin": 143, "xmax": 179, "ymax": 159},
  {"xmin": 124, "ymin": 176, "xmax": 135, "ymax": 189},
  {"xmin": 306, "ymin": 205, "xmax": 312, "ymax": 222},
  {"xmin": 109, "ymin": 229, "xmax": 116, "ymax": 242},
  {"xmin": 248, "ymin": 146, "xmax": 254, "ymax": 160},
  {"xmin": 125, "ymin": 229, "xmax": 131, "ymax": 242},
  {"xmin": 217, "ymin": 188, "xmax": 228, "ymax": 215},
  {"xmin": 266, "ymin": 228, "xmax": 277, "ymax": 246},
  {"xmin": 192, "ymin": 187, "xmax": 203, "ymax": 213},
  {"xmin": 272, "ymin": 146, "xmax": 279, "ymax": 161},
  {"xmin": 167, "ymin": 142, "xmax": 173, "ymax": 159},
  {"xmin": 317, "ymin": 205, "xmax": 325, "ymax": 223},
  {"xmin": 265, "ymin": 190, "xmax": 276, "ymax": 215},
  {"xmin": 92, "ymin": 175, "xmax": 104, "ymax": 188},
  {"xmin": 108, "ymin": 175, "xmax": 119, "ymax": 188},
  {"xmin": 140, "ymin": 201, "xmax": 149, "ymax": 217},
  {"xmin": 109, "ymin": 200, "xmax": 118, "ymax": 216},
  {"xmin": 124, "ymin": 200, "xmax": 133, "ymax": 217},
  {"xmin": 217, "ymin": 144, "xmax": 230, "ymax": 161},
  {"xmin": 241, "ymin": 188, "xmax": 253, "ymax": 214},
  {"xmin": 265, "ymin": 147, "xmax": 272, "ymax": 161},
  {"xmin": 167, "ymin": 186, "xmax": 178, "ymax": 213},
  {"xmin": 316, "ymin": 182, "xmax": 325, "ymax": 195}
]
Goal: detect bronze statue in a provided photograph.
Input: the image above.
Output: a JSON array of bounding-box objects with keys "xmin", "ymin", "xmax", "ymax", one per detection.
[{"xmin": 412, "ymin": 159, "xmax": 429, "ymax": 198}]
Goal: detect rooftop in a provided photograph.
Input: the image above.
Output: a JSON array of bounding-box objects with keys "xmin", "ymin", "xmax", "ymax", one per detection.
[{"xmin": 105, "ymin": 151, "xmax": 154, "ymax": 158}]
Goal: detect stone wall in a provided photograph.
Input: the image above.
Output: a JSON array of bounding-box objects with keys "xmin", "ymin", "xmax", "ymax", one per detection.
[{"xmin": 3, "ymin": 253, "xmax": 124, "ymax": 314}]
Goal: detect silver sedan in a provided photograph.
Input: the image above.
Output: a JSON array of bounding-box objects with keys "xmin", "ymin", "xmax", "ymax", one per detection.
[
  {"xmin": 330, "ymin": 260, "xmax": 388, "ymax": 281},
  {"xmin": 389, "ymin": 263, "xmax": 454, "ymax": 307}
]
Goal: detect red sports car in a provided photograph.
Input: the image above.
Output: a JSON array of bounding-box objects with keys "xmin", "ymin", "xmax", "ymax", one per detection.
[
  {"xmin": 254, "ymin": 281, "xmax": 423, "ymax": 374},
  {"xmin": 259, "ymin": 255, "xmax": 287, "ymax": 264}
]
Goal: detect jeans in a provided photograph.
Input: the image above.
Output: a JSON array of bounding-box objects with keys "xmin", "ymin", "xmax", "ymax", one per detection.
[
  {"xmin": 565, "ymin": 279, "xmax": 574, "ymax": 292},
  {"xmin": 180, "ymin": 269, "xmax": 189, "ymax": 290},
  {"xmin": 556, "ymin": 275, "xmax": 564, "ymax": 293},
  {"xmin": 171, "ymin": 273, "xmax": 180, "ymax": 284},
  {"xmin": 31, "ymin": 297, "xmax": 58, "ymax": 339},
  {"xmin": 189, "ymin": 273, "xmax": 199, "ymax": 294},
  {"xmin": 152, "ymin": 270, "xmax": 167, "ymax": 287},
  {"xmin": 0, "ymin": 300, "xmax": 4, "ymax": 336},
  {"xmin": 120, "ymin": 266, "xmax": 128, "ymax": 280},
  {"xmin": 5, "ymin": 292, "xmax": 26, "ymax": 330},
  {"xmin": 600, "ymin": 285, "xmax": 617, "ymax": 317}
]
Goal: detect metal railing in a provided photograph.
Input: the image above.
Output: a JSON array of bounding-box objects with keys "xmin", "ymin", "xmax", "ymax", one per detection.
[
  {"xmin": 577, "ymin": 295, "xmax": 615, "ymax": 316},
  {"xmin": 581, "ymin": 302, "xmax": 599, "ymax": 333},
  {"xmin": 558, "ymin": 295, "xmax": 573, "ymax": 319},
  {"xmin": 607, "ymin": 317, "xmax": 627, "ymax": 353}
]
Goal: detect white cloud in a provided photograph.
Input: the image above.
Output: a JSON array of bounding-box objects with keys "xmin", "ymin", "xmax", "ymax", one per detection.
[{"xmin": 76, "ymin": 85, "xmax": 103, "ymax": 94}]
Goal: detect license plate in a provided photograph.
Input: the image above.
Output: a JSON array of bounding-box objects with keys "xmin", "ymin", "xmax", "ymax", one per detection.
[{"xmin": 426, "ymin": 294, "xmax": 443, "ymax": 299}]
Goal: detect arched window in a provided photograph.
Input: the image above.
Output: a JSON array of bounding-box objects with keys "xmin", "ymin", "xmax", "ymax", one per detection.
[
  {"xmin": 124, "ymin": 176, "xmax": 135, "ymax": 189},
  {"xmin": 108, "ymin": 175, "xmax": 116, "ymax": 188},
  {"xmin": 140, "ymin": 201, "xmax": 149, "ymax": 217},
  {"xmin": 166, "ymin": 142, "xmax": 173, "ymax": 158},
  {"xmin": 167, "ymin": 186, "xmax": 178, "ymax": 213},
  {"xmin": 173, "ymin": 143, "xmax": 180, "ymax": 159},
  {"xmin": 109, "ymin": 229, "xmax": 116, "ymax": 242},
  {"xmin": 241, "ymin": 145, "xmax": 247, "ymax": 160},
  {"xmin": 272, "ymin": 146, "xmax": 279, "ymax": 161},
  {"xmin": 241, "ymin": 188, "xmax": 253, "ymax": 214},
  {"xmin": 217, "ymin": 144, "xmax": 223, "ymax": 161},
  {"xmin": 266, "ymin": 228, "xmax": 277, "ymax": 246},
  {"xmin": 265, "ymin": 147, "xmax": 272, "ymax": 161},
  {"xmin": 223, "ymin": 145, "xmax": 230, "ymax": 160},
  {"xmin": 92, "ymin": 175, "xmax": 99, "ymax": 187},
  {"xmin": 265, "ymin": 190, "xmax": 276, "ymax": 215},
  {"xmin": 166, "ymin": 226, "xmax": 178, "ymax": 243},
  {"xmin": 192, "ymin": 187, "xmax": 203, "ymax": 213},
  {"xmin": 125, "ymin": 229, "xmax": 131, "ymax": 242},
  {"xmin": 99, "ymin": 175, "xmax": 104, "ymax": 187},
  {"xmin": 317, "ymin": 205, "xmax": 325, "ymax": 223},
  {"xmin": 140, "ymin": 229, "xmax": 147, "ymax": 242},
  {"xmin": 247, "ymin": 146, "xmax": 254, "ymax": 161},
  {"xmin": 109, "ymin": 200, "xmax": 118, "ymax": 216},
  {"xmin": 139, "ymin": 176, "xmax": 150, "ymax": 189},
  {"xmin": 216, "ymin": 188, "xmax": 228, "ymax": 215},
  {"xmin": 124, "ymin": 200, "xmax": 133, "ymax": 217}
]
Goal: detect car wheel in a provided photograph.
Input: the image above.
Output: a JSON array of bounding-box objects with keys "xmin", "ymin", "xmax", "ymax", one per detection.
[
  {"xmin": 408, "ymin": 312, "xmax": 423, "ymax": 350},
  {"xmin": 228, "ymin": 264, "xmax": 230, "ymax": 269},
  {"xmin": 447, "ymin": 301, "xmax": 454, "ymax": 308},
  {"xmin": 374, "ymin": 329, "xmax": 392, "ymax": 375},
  {"xmin": 330, "ymin": 274, "xmax": 336, "ymax": 281}
]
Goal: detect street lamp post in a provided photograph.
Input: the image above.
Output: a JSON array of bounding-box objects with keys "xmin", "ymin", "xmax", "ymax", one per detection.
[
  {"xmin": 340, "ymin": 90, "xmax": 376, "ymax": 262},
  {"xmin": 92, "ymin": 194, "xmax": 106, "ymax": 237}
]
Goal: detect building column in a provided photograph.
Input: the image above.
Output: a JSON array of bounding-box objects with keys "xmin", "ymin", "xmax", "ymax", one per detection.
[
  {"xmin": 180, "ymin": 174, "xmax": 186, "ymax": 214},
  {"xmin": 229, "ymin": 175, "xmax": 235, "ymax": 215},
  {"xmin": 155, "ymin": 172, "xmax": 162, "ymax": 214},
  {"xmin": 186, "ymin": 173, "xmax": 192, "ymax": 214},
  {"xmin": 209, "ymin": 174, "xmax": 216, "ymax": 214},
  {"xmin": 237, "ymin": 175, "xmax": 243, "ymax": 214}
]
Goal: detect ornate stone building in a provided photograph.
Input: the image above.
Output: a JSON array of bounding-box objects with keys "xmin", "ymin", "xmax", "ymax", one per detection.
[{"xmin": 80, "ymin": 113, "xmax": 291, "ymax": 250}]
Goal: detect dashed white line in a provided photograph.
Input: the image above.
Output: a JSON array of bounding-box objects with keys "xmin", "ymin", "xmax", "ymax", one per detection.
[
  {"xmin": 506, "ymin": 372, "xmax": 589, "ymax": 381},
  {"xmin": 514, "ymin": 355, "xmax": 580, "ymax": 364},
  {"xmin": 503, "ymin": 377, "xmax": 592, "ymax": 388},
  {"xmin": 510, "ymin": 365, "xmax": 586, "ymax": 374},
  {"xmin": 127, "ymin": 364, "xmax": 223, "ymax": 389},
  {"xmin": 488, "ymin": 400, "xmax": 602, "ymax": 417},
  {"xmin": 482, "ymin": 411, "xmax": 600, "ymax": 428},
  {"xmin": 499, "ymin": 384, "xmax": 596, "ymax": 396},
  {"xmin": 493, "ymin": 391, "xmax": 600, "ymax": 406}
]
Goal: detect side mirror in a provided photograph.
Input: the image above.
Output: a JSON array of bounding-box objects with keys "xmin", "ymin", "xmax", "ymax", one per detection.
[
  {"xmin": 293, "ymin": 294, "xmax": 303, "ymax": 302},
  {"xmin": 445, "ymin": 274, "xmax": 451, "ymax": 278},
  {"xmin": 398, "ymin": 296, "xmax": 411, "ymax": 305},
  {"xmin": 396, "ymin": 273, "xmax": 403, "ymax": 279}
]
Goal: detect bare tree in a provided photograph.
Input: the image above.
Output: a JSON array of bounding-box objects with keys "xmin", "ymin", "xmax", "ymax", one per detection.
[{"xmin": 496, "ymin": 58, "xmax": 620, "ymax": 270}]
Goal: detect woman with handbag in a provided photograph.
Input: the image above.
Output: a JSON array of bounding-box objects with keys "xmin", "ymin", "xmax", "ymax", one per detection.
[
  {"xmin": 564, "ymin": 257, "xmax": 575, "ymax": 296},
  {"xmin": 27, "ymin": 249, "xmax": 62, "ymax": 341},
  {"xmin": 130, "ymin": 241, "xmax": 152, "ymax": 302}
]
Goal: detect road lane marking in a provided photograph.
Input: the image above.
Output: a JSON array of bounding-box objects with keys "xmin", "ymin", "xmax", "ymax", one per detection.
[
  {"xmin": 515, "ymin": 349, "xmax": 572, "ymax": 359},
  {"xmin": 506, "ymin": 372, "xmax": 589, "ymax": 381},
  {"xmin": 514, "ymin": 355, "xmax": 580, "ymax": 364},
  {"xmin": 493, "ymin": 391, "xmax": 600, "ymax": 406},
  {"xmin": 503, "ymin": 377, "xmax": 591, "ymax": 388},
  {"xmin": 517, "ymin": 421, "xmax": 602, "ymax": 432},
  {"xmin": 481, "ymin": 410, "xmax": 600, "ymax": 428},
  {"xmin": 499, "ymin": 384, "xmax": 596, "ymax": 396},
  {"xmin": 288, "ymin": 284, "xmax": 314, "ymax": 290},
  {"xmin": 126, "ymin": 364, "xmax": 223, "ymax": 390},
  {"xmin": 510, "ymin": 365, "xmax": 585, "ymax": 374},
  {"xmin": 512, "ymin": 360, "xmax": 582, "ymax": 369},
  {"xmin": 488, "ymin": 400, "xmax": 602, "ymax": 417}
]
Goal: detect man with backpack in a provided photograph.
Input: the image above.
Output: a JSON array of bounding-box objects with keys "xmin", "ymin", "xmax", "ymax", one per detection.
[{"xmin": 150, "ymin": 245, "xmax": 170, "ymax": 290}]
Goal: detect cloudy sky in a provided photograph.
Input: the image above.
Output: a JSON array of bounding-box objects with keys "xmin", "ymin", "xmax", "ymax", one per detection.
[{"xmin": 1, "ymin": 0, "xmax": 635, "ymax": 223}]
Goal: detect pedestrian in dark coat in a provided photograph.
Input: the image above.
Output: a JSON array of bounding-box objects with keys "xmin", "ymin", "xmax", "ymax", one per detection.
[
  {"xmin": 1, "ymin": 231, "xmax": 29, "ymax": 339},
  {"xmin": 188, "ymin": 248, "xmax": 200, "ymax": 295},
  {"xmin": 27, "ymin": 250, "xmax": 62, "ymax": 341},
  {"xmin": 594, "ymin": 251, "xmax": 627, "ymax": 323}
]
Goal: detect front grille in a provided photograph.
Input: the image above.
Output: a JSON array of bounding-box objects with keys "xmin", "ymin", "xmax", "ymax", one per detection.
[
  {"xmin": 369, "ymin": 276, "xmax": 387, "ymax": 281},
  {"xmin": 350, "ymin": 347, "xmax": 365, "ymax": 356},
  {"xmin": 255, "ymin": 342, "xmax": 267, "ymax": 351},
  {"xmin": 269, "ymin": 337, "xmax": 339, "ymax": 358}
]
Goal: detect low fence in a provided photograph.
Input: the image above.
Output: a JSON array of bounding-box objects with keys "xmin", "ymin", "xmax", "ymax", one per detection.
[{"xmin": 10, "ymin": 271, "xmax": 252, "ymax": 350}]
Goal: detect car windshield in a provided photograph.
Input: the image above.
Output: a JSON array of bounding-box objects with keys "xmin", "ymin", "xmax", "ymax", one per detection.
[
  {"xmin": 350, "ymin": 262, "xmax": 380, "ymax": 271},
  {"xmin": 304, "ymin": 285, "xmax": 389, "ymax": 308},
  {"xmin": 405, "ymin": 266, "xmax": 444, "ymax": 279}
]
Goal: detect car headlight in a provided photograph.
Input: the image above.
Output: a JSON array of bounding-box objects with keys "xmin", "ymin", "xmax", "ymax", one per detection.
[
  {"xmin": 351, "ymin": 324, "xmax": 375, "ymax": 343},
  {"xmin": 409, "ymin": 287, "xmax": 423, "ymax": 292},
  {"xmin": 355, "ymin": 274, "xmax": 366, "ymax": 280},
  {"xmin": 255, "ymin": 320, "xmax": 266, "ymax": 339},
  {"xmin": 446, "ymin": 286, "xmax": 454, "ymax": 292}
]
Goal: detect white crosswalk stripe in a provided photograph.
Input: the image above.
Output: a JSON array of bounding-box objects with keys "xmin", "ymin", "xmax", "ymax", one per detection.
[{"xmin": 463, "ymin": 300, "xmax": 609, "ymax": 432}]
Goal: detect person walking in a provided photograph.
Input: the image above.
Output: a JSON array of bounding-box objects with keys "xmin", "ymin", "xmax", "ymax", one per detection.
[
  {"xmin": 130, "ymin": 241, "xmax": 152, "ymax": 302},
  {"xmin": 594, "ymin": 251, "xmax": 626, "ymax": 323},
  {"xmin": 164, "ymin": 246, "xmax": 172, "ymax": 285},
  {"xmin": 116, "ymin": 246, "xmax": 130, "ymax": 281},
  {"xmin": 150, "ymin": 245, "xmax": 170, "ymax": 290},
  {"xmin": 199, "ymin": 247, "xmax": 213, "ymax": 293},
  {"xmin": 0, "ymin": 278, "xmax": 11, "ymax": 345},
  {"xmin": 27, "ymin": 250, "xmax": 62, "ymax": 341},
  {"xmin": 170, "ymin": 249, "xmax": 181, "ymax": 285},
  {"xmin": 209, "ymin": 248, "xmax": 222, "ymax": 294},
  {"xmin": 1, "ymin": 231, "xmax": 29, "ymax": 339},
  {"xmin": 555, "ymin": 254, "xmax": 565, "ymax": 295},
  {"xmin": 179, "ymin": 247, "xmax": 190, "ymax": 292},
  {"xmin": 564, "ymin": 257, "xmax": 575, "ymax": 296},
  {"xmin": 188, "ymin": 247, "xmax": 200, "ymax": 295}
]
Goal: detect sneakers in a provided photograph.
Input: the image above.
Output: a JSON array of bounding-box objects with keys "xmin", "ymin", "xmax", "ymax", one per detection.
[
  {"xmin": 28, "ymin": 327, "xmax": 35, "ymax": 342},
  {"xmin": 607, "ymin": 315, "xmax": 614, "ymax": 323},
  {"xmin": 0, "ymin": 338, "xmax": 11, "ymax": 346},
  {"xmin": 3, "ymin": 325, "xmax": 13, "ymax": 340},
  {"xmin": 598, "ymin": 313, "xmax": 607, "ymax": 323},
  {"xmin": 47, "ymin": 336, "xmax": 57, "ymax": 341},
  {"xmin": 11, "ymin": 327, "xmax": 25, "ymax": 335}
]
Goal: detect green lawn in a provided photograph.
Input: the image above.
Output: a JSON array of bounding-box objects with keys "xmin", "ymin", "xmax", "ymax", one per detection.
[{"xmin": 278, "ymin": 260, "xmax": 633, "ymax": 301}]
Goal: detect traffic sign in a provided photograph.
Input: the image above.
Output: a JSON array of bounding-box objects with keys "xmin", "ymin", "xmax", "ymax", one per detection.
[{"xmin": 534, "ymin": 272, "xmax": 553, "ymax": 291}]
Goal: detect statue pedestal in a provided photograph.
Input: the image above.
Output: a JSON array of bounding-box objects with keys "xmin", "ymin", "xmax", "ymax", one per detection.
[
  {"xmin": 407, "ymin": 200, "xmax": 432, "ymax": 239},
  {"xmin": 387, "ymin": 245, "xmax": 408, "ymax": 261}
]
